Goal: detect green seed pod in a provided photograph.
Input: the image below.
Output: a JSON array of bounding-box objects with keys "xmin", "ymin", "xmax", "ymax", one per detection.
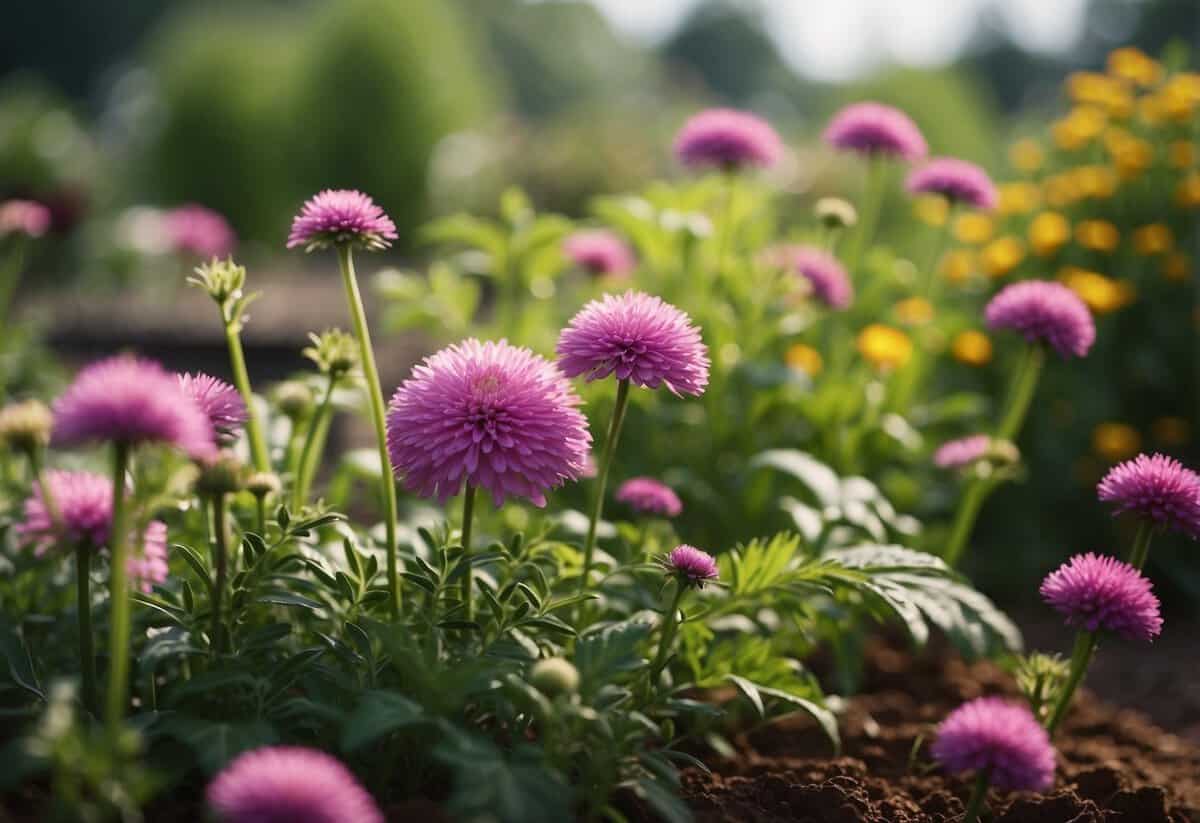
[{"xmin": 530, "ymin": 657, "xmax": 580, "ymax": 697}]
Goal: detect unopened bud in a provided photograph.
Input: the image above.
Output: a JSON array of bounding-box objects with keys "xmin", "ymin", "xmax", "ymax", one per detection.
[
  {"xmin": 0, "ymin": 400, "xmax": 52, "ymax": 453},
  {"xmin": 273, "ymin": 381, "xmax": 314, "ymax": 420},
  {"xmin": 194, "ymin": 451, "xmax": 246, "ymax": 496},
  {"xmin": 245, "ymin": 471, "xmax": 281, "ymax": 498},
  {"xmin": 530, "ymin": 657, "xmax": 580, "ymax": 697},
  {"xmin": 815, "ymin": 197, "xmax": 858, "ymax": 231}
]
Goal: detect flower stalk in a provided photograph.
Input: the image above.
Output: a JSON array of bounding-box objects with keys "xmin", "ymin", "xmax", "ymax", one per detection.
[
  {"xmin": 648, "ymin": 581, "xmax": 686, "ymax": 687},
  {"xmin": 459, "ymin": 484, "xmax": 477, "ymax": 621},
  {"xmin": 995, "ymin": 343, "xmax": 1046, "ymax": 442},
  {"xmin": 961, "ymin": 768, "xmax": 991, "ymax": 823},
  {"xmin": 105, "ymin": 441, "xmax": 132, "ymax": 737},
  {"xmin": 293, "ymin": 377, "xmax": 337, "ymax": 510},
  {"xmin": 222, "ymin": 313, "xmax": 270, "ymax": 473},
  {"xmin": 1044, "ymin": 630, "xmax": 1097, "ymax": 735},
  {"xmin": 75, "ymin": 540, "xmax": 97, "ymax": 716},
  {"xmin": 210, "ymin": 493, "xmax": 229, "ymax": 657},
  {"xmin": 579, "ymin": 379, "xmax": 631, "ymax": 592}
]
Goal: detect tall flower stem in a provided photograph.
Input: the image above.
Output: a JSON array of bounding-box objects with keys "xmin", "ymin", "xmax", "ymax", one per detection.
[
  {"xmin": 292, "ymin": 375, "xmax": 337, "ymax": 509},
  {"xmin": 459, "ymin": 484, "xmax": 477, "ymax": 622},
  {"xmin": 75, "ymin": 540, "xmax": 97, "ymax": 716},
  {"xmin": 210, "ymin": 493, "xmax": 228, "ymax": 657},
  {"xmin": 223, "ymin": 320, "xmax": 270, "ymax": 473},
  {"xmin": 1126, "ymin": 520, "xmax": 1155, "ymax": 571},
  {"xmin": 26, "ymin": 445, "xmax": 62, "ymax": 528},
  {"xmin": 649, "ymin": 582, "xmax": 686, "ymax": 688},
  {"xmin": 579, "ymin": 379, "xmax": 631, "ymax": 592},
  {"xmin": 844, "ymin": 156, "xmax": 886, "ymax": 282},
  {"xmin": 962, "ymin": 768, "xmax": 991, "ymax": 823},
  {"xmin": 942, "ymin": 477, "xmax": 992, "ymax": 568},
  {"xmin": 995, "ymin": 343, "xmax": 1045, "ymax": 442},
  {"xmin": 335, "ymin": 244, "xmax": 400, "ymax": 618},
  {"xmin": 921, "ymin": 206, "xmax": 954, "ymax": 300},
  {"xmin": 105, "ymin": 442, "xmax": 132, "ymax": 737},
  {"xmin": 1045, "ymin": 630, "xmax": 1097, "ymax": 735}
]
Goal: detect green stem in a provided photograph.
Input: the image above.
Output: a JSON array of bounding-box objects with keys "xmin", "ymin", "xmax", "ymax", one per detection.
[
  {"xmin": 995, "ymin": 344, "xmax": 1045, "ymax": 442},
  {"xmin": 223, "ymin": 320, "xmax": 270, "ymax": 473},
  {"xmin": 1126, "ymin": 519, "xmax": 1154, "ymax": 571},
  {"xmin": 922, "ymin": 206, "xmax": 954, "ymax": 300},
  {"xmin": 844, "ymin": 156, "xmax": 886, "ymax": 282},
  {"xmin": 579, "ymin": 379, "xmax": 632, "ymax": 592},
  {"xmin": 336, "ymin": 244, "xmax": 400, "ymax": 618},
  {"xmin": 460, "ymin": 484, "xmax": 477, "ymax": 622},
  {"xmin": 0, "ymin": 238, "xmax": 28, "ymax": 323},
  {"xmin": 75, "ymin": 541, "xmax": 97, "ymax": 717},
  {"xmin": 1045, "ymin": 630, "xmax": 1097, "ymax": 735},
  {"xmin": 962, "ymin": 768, "xmax": 991, "ymax": 823},
  {"xmin": 105, "ymin": 442, "xmax": 132, "ymax": 737},
  {"xmin": 210, "ymin": 494, "xmax": 228, "ymax": 657},
  {"xmin": 26, "ymin": 446, "xmax": 62, "ymax": 529},
  {"xmin": 282, "ymin": 413, "xmax": 308, "ymax": 485},
  {"xmin": 943, "ymin": 479, "xmax": 992, "ymax": 568},
  {"xmin": 292, "ymin": 375, "xmax": 337, "ymax": 509},
  {"xmin": 255, "ymin": 495, "xmax": 267, "ymax": 536},
  {"xmin": 649, "ymin": 582, "xmax": 687, "ymax": 687}
]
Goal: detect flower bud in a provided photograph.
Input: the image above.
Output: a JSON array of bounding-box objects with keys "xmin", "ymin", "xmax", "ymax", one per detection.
[
  {"xmin": 188, "ymin": 257, "xmax": 246, "ymax": 305},
  {"xmin": 273, "ymin": 381, "xmax": 314, "ymax": 420},
  {"xmin": 245, "ymin": 471, "xmax": 282, "ymax": 498},
  {"xmin": 0, "ymin": 400, "xmax": 53, "ymax": 453},
  {"xmin": 303, "ymin": 329, "xmax": 359, "ymax": 378},
  {"xmin": 530, "ymin": 657, "xmax": 580, "ymax": 697},
  {"xmin": 194, "ymin": 451, "xmax": 246, "ymax": 496},
  {"xmin": 815, "ymin": 197, "xmax": 858, "ymax": 231},
  {"xmin": 985, "ymin": 438, "xmax": 1020, "ymax": 467}
]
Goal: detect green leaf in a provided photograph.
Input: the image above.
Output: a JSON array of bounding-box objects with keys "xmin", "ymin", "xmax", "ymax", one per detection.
[
  {"xmin": 158, "ymin": 715, "xmax": 278, "ymax": 773},
  {"xmin": 341, "ymin": 690, "xmax": 424, "ymax": 751},
  {"xmin": 751, "ymin": 449, "xmax": 840, "ymax": 505},
  {"xmin": 254, "ymin": 591, "xmax": 324, "ymax": 611},
  {"xmin": 725, "ymin": 674, "xmax": 764, "ymax": 717},
  {"xmin": 575, "ymin": 616, "xmax": 653, "ymax": 693}
]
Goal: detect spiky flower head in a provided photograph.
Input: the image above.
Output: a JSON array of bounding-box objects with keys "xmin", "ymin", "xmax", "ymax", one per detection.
[
  {"xmin": 768, "ymin": 245, "xmax": 853, "ymax": 310},
  {"xmin": 563, "ymin": 229, "xmax": 636, "ymax": 277},
  {"xmin": 53, "ymin": 356, "xmax": 216, "ymax": 459},
  {"xmin": 814, "ymin": 197, "xmax": 858, "ymax": 230},
  {"xmin": 129, "ymin": 521, "xmax": 169, "ymax": 594},
  {"xmin": 188, "ymin": 257, "xmax": 247, "ymax": 307},
  {"xmin": 616, "ymin": 476, "xmax": 683, "ymax": 518},
  {"xmin": 0, "ymin": 199, "xmax": 52, "ymax": 238},
  {"xmin": 673, "ymin": 108, "xmax": 783, "ymax": 171},
  {"xmin": 662, "ymin": 544, "xmax": 719, "ymax": 589},
  {"xmin": 905, "ymin": 157, "xmax": 998, "ymax": 211},
  {"xmin": 1040, "ymin": 553, "xmax": 1162, "ymax": 642},
  {"xmin": 823, "ymin": 102, "xmax": 928, "ymax": 162},
  {"xmin": 0, "ymin": 399, "xmax": 53, "ymax": 453},
  {"xmin": 387, "ymin": 339, "xmax": 591, "ymax": 508},
  {"xmin": 303, "ymin": 329, "xmax": 359, "ymax": 378},
  {"xmin": 207, "ymin": 745, "xmax": 383, "ymax": 823},
  {"xmin": 163, "ymin": 204, "xmax": 236, "ymax": 258},
  {"xmin": 1096, "ymin": 452, "xmax": 1200, "ymax": 539},
  {"xmin": 287, "ymin": 190, "xmax": 397, "ymax": 252},
  {"xmin": 984, "ymin": 280, "xmax": 1096, "ymax": 359},
  {"xmin": 178, "ymin": 373, "xmax": 247, "ymax": 443},
  {"xmin": 530, "ymin": 657, "xmax": 581, "ymax": 696},
  {"xmin": 931, "ymin": 697, "xmax": 1056, "ymax": 791},
  {"xmin": 556, "ymin": 291, "xmax": 710, "ymax": 396}
]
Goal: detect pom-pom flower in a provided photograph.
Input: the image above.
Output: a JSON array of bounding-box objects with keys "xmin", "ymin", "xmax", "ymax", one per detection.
[
  {"xmin": 906, "ymin": 157, "xmax": 998, "ymax": 211},
  {"xmin": 673, "ymin": 108, "xmax": 783, "ymax": 171},
  {"xmin": 663, "ymin": 544, "xmax": 719, "ymax": 588},
  {"xmin": 162, "ymin": 205, "xmax": 236, "ymax": 258},
  {"xmin": 52, "ymin": 356, "xmax": 216, "ymax": 459},
  {"xmin": 931, "ymin": 697, "xmax": 1056, "ymax": 791},
  {"xmin": 1040, "ymin": 553, "xmax": 1162, "ymax": 642},
  {"xmin": 557, "ymin": 291, "xmax": 710, "ymax": 396},
  {"xmin": 823, "ymin": 102, "xmax": 928, "ymax": 162},
  {"xmin": 286, "ymin": 189, "xmax": 398, "ymax": 252},
  {"xmin": 616, "ymin": 477, "xmax": 683, "ymax": 518},
  {"xmin": 207, "ymin": 745, "xmax": 383, "ymax": 823},
  {"xmin": 934, "ymin": 434, "xmax": 991, "ymax": 470},
  {"xmin": 768, "ymin": 245, "xmax": 854, "ymax": 310},
  {"xmin": 128, "ymin": 521, "xmax": 169, "ymax": 594},
  {"xmin": 1097, "ymin": 452, "xmax": 1200, "ymax": 539},
  {"xmin": 0, "ymin": 199, "xmax": 52, "ymax": 238},
  {"xmin": 387, "ymin": 339, "xmax": 591, "ymax": 508},
  {"xmin": 563, "ymin": 230, "xmax": 636, "ymax": 277},
  {"xmin": 984, "ymin": 280, "xmax": 1096, "ymax": 359},
  {"xmin": 178, "ymin": 373, "xmax": 247, "ymax": 441}
]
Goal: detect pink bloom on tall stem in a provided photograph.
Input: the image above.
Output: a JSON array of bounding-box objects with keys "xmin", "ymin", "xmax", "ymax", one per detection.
[
  {"xmin": 287, "ymin": 190, "xmax": 397, "ymax": 252},
  {"xmin": 984, "ymin": 280, "xmax": 1095, "ymax": 359},
  {"xmin": 1097, "ymin": 452, "xmax": 1200, "ymax": 539},
  {"xmin": 906, "ymin": 157, "xmax": 998, "ymax": 211},
  {"xmin": 931, "ymin": 697, "xmax": 1055, "ymax": 791},
  {"xmin": 0, "ymin": 199, "xmax": 52, "ymax": 238},
  {"xmin": 128, "ymin": 521, "xmax": 169, "ymax": 593},
  {"xmin": 163, "ymin": 204, "xmax": 236, "ymax": 258},
  {"xmin": 178, "ymin": 373, "xmax": 247, "ymax": 442},
  {"xmin": 673, "ymin": 108, "xmax": 783, "ymax": 171},
  {"xmin": 563, "ymin": 230, "xmax": 636, "ymax": 277},
  {"xmin": 824, "ymin": 102, "xmax": 928, "ymax": 162},
  {"xmin": 767, "ymin": 245, "xmax": 853, "ymax": 310},
  {"xmin": 664, "ymin": 544, "xmax": 719, "ymax": 588},
  {"xmin": 616, "ymin": 476, "xmax": 683, "ymax": 518},
  {"xmin": 934, "ymin": 434, "xmax": 991, "ymax": 470},
  {"xmin": 1040, "ymin": 553, "xmax": 1162, "ymax": 642}
]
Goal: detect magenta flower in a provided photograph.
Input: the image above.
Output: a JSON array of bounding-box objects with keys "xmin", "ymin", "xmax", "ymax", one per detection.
[
  {"xmin": 932, "ymin": 697, "xmax": 1055, "ymax": 791},
  {"xmin": 823, "ymin": 102, "xmax": 928, "ymax": 162},
  {"xmin": 557, "ymin": 291, "xmax": 710, "ymax": 396},
  {"xmin": 52, "ymin": 356, "xmax": 216, "ymax": 459},
  {"xmin": 207, "ymin": 746, "xmax": 383, "ymax": 823},
  {"xmin": 0, "ymin": 199, "xmax": 52, "ymax": 238},
  {"xmin": 16, "ymin": 470, "xmax": 114, "ymax": 555},
  {"xmin": 386, "ymin": 339, "xmax": 591, "ymax": 508},
  {"xmin": 563, "ymin": 230, "xmax": 636, "ymax": 277},
  {"xmin": 768, "ymin": 245, "xmax": 853, "ymax": 310},
  {"xmin": 673, "ymin": 108, "xmax": 783, "ymax": 171},
  {"xmin": 129, "ymin": 521, "xmax": 169, "ymax": 593},
  {"xmin": 985, "ymin": 280, "xmax": 1095, "ymax": 359},
  {"xmin": 178, "ymin": 373, "xmax": 247, "ymax": 441},
  {"xmin": 1040, "ymin": 553, "xmax": 1162, "ymax": 642},
  {"xmin": 287, "ymin": 189, "xmax": 398, "ymax": 252},
  {"xmin": 1097, "ymin": 453, "xmax": 1200, "ymax": 539},
  {"xmin": 664, "ymin": 544, "xmax": 719, "ymax": 588},
  {"xmin": 934, "ymin": 434, "xmax": 991, "ymax": 470},
  {"xmin": 616, "ymin": 477, "xmax": 683, "ymax": 518},
  {"xmin": 162, "ymin": 204, "xmax": 236, "ymax": 258},
  {"xmin": 906, "ymin": 157, "xmax": 998, "ymax": 211}
]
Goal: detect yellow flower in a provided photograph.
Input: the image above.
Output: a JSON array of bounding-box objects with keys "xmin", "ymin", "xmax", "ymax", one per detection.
[
  {"xmin": 1092, "ymin": 422, "xmax": 1142, "ymax": 463},
  {"xmin": 953, "ymin": 213, "xmax": 994, "ymax": 245},
  {"xmin": 1168, "ymin": 141, "xmax": 1196, "ymax": 169},
  {"xmin": 951, "ymin": 330, "xmax": 992, "ymax": 367},
  {"xmin": 1028, "ymin": 212, "xmax": 1071, "ymax": 257},
  {"xmin": 1074, "ymin": 219, "xmax": 1120, "ymax": 252},
  {"xmin": 1073, "ymin": 165, "xmax": 1119, "ymax": 198},
  {"xmin": 1059, "ymin": 266, "xmax": 1135, "ymax": 314},
  {"xmin": 1157, "ymin": 73, "xmax": 1200, "ymax": 121},
  {"xmin": 1107, "ymin": 47, "xmax": 1162, "ymax": 87},
  {"xmin": 1043, "ymin": 172, "xmax": 1081, "ymax": 208},
  {"xmin": 1162, "ymin": 252, "xmax": 1191, "ymax": 282},
  {"xmin": 1053, "ymin": 106, "xmax": 1110, "ymax": 151},
  {"xmin": 940, "ymin": 249, "xmax": 975, "ymax": 284},
  {"xmin": 1132, "ymin": 224, "xmax": 1173, "ymax": 255},
  {"xmin": 857, "ymin": 324, "xmax": 912, "ymax": 371},
  {"xmin": 895, "ymin": 297, "xmax": 934, "ymax": 326},
  {"xmin": 913, "ymin": 194, "xmax": 949, "ymax": 227},
  {"xmin": 785, "ymin": 343, "xmax": 823, "ymax": 377},
  {"xmin": 997, "ymin": 182, "xmax": 1041, "ymax": 216},
  {"xmin": 1151, "ymin": 417, "xmax": 1191, "ymax": 447},
  {"xmin": 1175, "ymin": 172, "xmax": 1200, "ymax": 208},
  {"xmin": 979, "ymin": 236, "xmax": 1025, "ymax": 278},
  {"xmin": 1067, "ymin": 73, "xmax": 1133, "ymax": 115},
  {"xmin": 1008, "ymin": 139, "xmax": 1044, "ymax": 173}
]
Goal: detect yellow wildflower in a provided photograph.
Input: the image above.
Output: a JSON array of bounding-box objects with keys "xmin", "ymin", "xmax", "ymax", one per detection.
[
  {"xmin": 1059, "ymin": 266, "xmax": 1135, "ymax": 314},
  {"xmin": 857, "ymin": 324, "xmax": 912, "ymax": 371},
  {"xmin": 1151, "ymin": 417, "xmax": 1191, "ymax": 447},
  {"xmin": 1029, "ymin": 212, "xmax": 1071, "ymax": 257},
  {"xmin": 951, "ymin": 330, "xmax": 992, "ymax": 367},
  {"xmin": 1158, "ymin": 73, "xmax": 1200, "ymax": 121},
  {"xmin": 954, "ymin": 213, "xmax": 994, "ymax": 245},
  {"xmin": 913, "ymin": 194, "xmax": 949, "ymax": 227},
  {"xmin": 1075, "ymin": 220, "xmax": 1120, "ymax": 252},
  {"xmin": 785, "ymin": 343, "xmax": 823, "ymax": 377},
  {"xmin": 1132, "ymin": 224, "xmax": 1173, "ymax": 255},
  {"xmin": 1107, "ymin": 47, "xmax": 1162, "ymax": 87},
  {"xmin": 1092, "ymin": 422, "xmax": 1141, "ymax": 463},
  {"xmin": 1162, "ymin": 252, "xmax": 1191, "ymax": 282},
  {"xmin": 1168, "ymin": 141, "xmax": 1196, "ymax": 169},
  {"xmin": 997, "ymin": 182, "xmax": 1041, "ymax": 216},
  {"xmin": 1073, "ymin": 165, "xmax": 1119, "ymax": 198},
  {"xmin": 940, "ymin": 249, "xmax": 975, "ymax": 284},
  {"xmin": 895, "ymin": 297, "xmax": 934, "ymax": 327},
  {"xmin": 1043, "ymin": 172, "xmax": 1081, "ymax": 208},
  {"xmin": 1008, "ymin": 139, "xmax": 1044, "ymax": 173},
  {"xmin": 1175, "ymin": 172, "xmax": 1200, "ymax": 208},
  {"xmin": 980, "ymin": 236, "xmax": 1025, "ymax": 278}
]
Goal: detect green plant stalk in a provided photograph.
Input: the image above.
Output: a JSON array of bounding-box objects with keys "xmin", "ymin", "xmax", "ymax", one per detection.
[
  {"xmin": 943, "ymin": 478, "xmax": 992, "ymax": 568},
  {"xmin": 648, "ymin": 581, "xmax": 686, "ymax": 687},
  {"xmin": 995, "ymin": 343, "xmax": 1046, "ymax": 442},
  {"xmin": 0, "ymin": 238, "xmax": 28, "ymax": 323},
  {"xmin": 105, "ymin": 441, "xmax": 132, "ymax": 737},
  {"xmin": 1126, "ymin": 519, "xmax": 1155, "ymax": 571},
  {"xmin": 292, "ymin": 375, "xmax": 337, "ymax": 509},
  {"xmin": 579, "ymin": 379, "xmax": 632, "ymax": 592},
  {"xmin": 210, "ymin": 494, "xmax": 228, "ymax": 657},
  {"xmin": 75, "ymin": 540, "xmax": 97, "ymax": 717},
  {"xmin": 336, "ymin": 244, "xmax": 400, "ymax": 617},
  {"xmin": 843, "ymin": 156, "xmax": 886, "ymax": 282},
  {"xmin": 962, "ymin": 768, "xmax": 991, "ymax": 823},
  {"xmin": 460, "ymin": 484, "xmax": 477, "ymax": 622},
  {"xmin": 1045, "ymin": 630, "xmax": 1097, "ymax": 735},
  {"xmin": 223, "ymin": 320, "xmax": 271, "ymax": 473},
  {"xmin": 282, "ymin": 413, "xmax": 308, "ymax": 485},
  {"xmin": 922, "ymin": 206, "xmax": 955, "ymax": 300},
  {"xmin": 25, "ymin": 445, "xmax": 63, "ymax": 528}
]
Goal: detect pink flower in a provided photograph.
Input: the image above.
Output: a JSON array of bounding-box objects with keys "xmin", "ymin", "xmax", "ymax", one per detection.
[
  {"xmin": 906, "ymin": 157, "xmax": 998, "ymax": 211},
  {"xmin": 0, "ymin": 199, "xmax": 52, "ymax": 238},
  {"xmin": 985, "ymin": 280, "xmax": 1095, "ymax": 359},
  {"xmin": 128, "ymin": 521, "xmax": 169, "ymax": 593},
  {"xmin": 673, "ymin": 108, "xmax": 783, "ymax": 170},
  {"xmin": 616, "ymin": 477, "xmax": 683, "ymax": 518},
  {"xmin": 664, "ymin": 544, "xmax": 719, "ymax": 588},
  {"xmin": 823, "ymin": 102, "xmax": 927, "ymax": 162},
  {"xmin": 1040, "ymin": 553, "xmax": 1162, "ymax": 642},
  {"xmin": 178, "ymin": 373, "xmax": 247, "ymax": 441},
  {"xmin": 162, "ymin": 204, "xmax": 236, "ymax": 258},
  {"xmin": 934, "ymin": 434, "xmax": 991, "ymax": 470},
  {"xmin": 932, "ymin": 697, "xmax": 1055, "ymax": 791},
  {"xmin": 767, "ymin": 245, "xmax": 853, "ymax": 310},
  {"xmin": 287, "ymin": 190, "xmax": 397, "ymax": 252},
  {"xmin": 1097, "ymin": 453, "xmax": 1200, "ymax": 539},
  {"xmin": 563, "ymin": 230, "xmax": 636, "ymax": 277}
]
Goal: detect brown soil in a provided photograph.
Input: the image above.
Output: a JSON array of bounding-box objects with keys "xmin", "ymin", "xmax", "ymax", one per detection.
[{"xmin": 671, "ymin": 643, "xmax": 1199, "ymax": 822}]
